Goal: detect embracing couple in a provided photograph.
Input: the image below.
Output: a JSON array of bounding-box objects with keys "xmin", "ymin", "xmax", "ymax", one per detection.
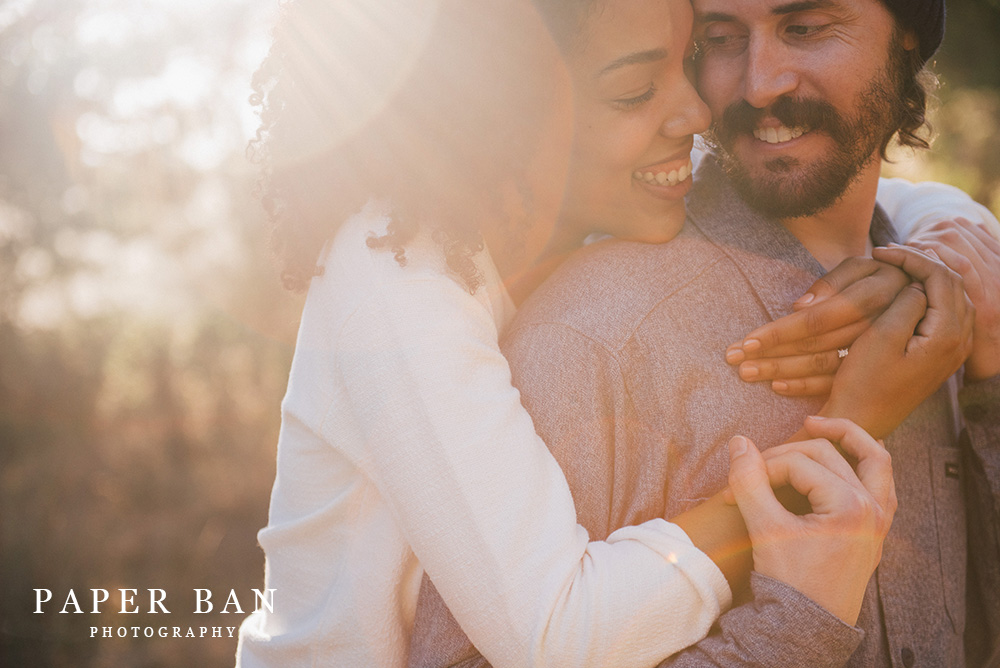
[{"xmin": 236, "ymin": 0, "xmax": 1000, "ymax": 666}]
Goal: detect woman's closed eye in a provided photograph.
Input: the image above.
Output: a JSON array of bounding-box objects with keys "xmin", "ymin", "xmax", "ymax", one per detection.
[{"xmin": 612, "ymin": 83, "xmax": 656, "ymax": 110}]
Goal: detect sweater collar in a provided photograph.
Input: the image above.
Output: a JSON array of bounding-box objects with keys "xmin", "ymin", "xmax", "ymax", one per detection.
[{"xmin": 685, "ymin": 152, "xmax": 899, "ymax": 321}]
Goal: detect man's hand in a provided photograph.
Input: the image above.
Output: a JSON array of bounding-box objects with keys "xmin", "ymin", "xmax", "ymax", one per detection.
[
  {"xmin": 724, "ymin": 258, "xmax": 910, "ymax": 396},
  {"xmin": 821, "ymin": 245, "xmax": 974, "ymax": 439},
  {"xmin": 728, "ymin": 417, "xmax": 896, "ymax": 626},
  {"xmin": 906, "ymin": 218, "xmax": 1000, "ymax": 382}
]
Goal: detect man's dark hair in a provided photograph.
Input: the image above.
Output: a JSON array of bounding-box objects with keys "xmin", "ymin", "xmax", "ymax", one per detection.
[{"xmin": 881, "ymin": 28, "xmax": 938, "ymax": 160}]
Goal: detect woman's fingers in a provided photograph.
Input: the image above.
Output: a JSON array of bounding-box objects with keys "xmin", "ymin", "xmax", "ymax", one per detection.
[
  {"xmin": 730, "ymin": 320, "xmax": 869, "ymax": 362},
  {"xmin": 771, "ymin": 375, "xmax": 835, "ymax": 397},
  {"xmin": 737, "ymin": 349, "xmax": 843, "ymax": 383},
  {"xmin": 726, "ymin": 260, "xmax": 907, "ymax": 363},
  {"xmin": 792, "ymin": 256, "xmax": 881, "ymax": 309},
  {"xmin": 870, "ymin": 245, "xmax": 970, "ymax": 349},
  {"xmin": 866, "ymin": 282, "xmax": 929, "ymax": 349}
]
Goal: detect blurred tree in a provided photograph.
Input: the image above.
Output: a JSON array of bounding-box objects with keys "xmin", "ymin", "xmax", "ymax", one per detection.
[
  {"xmin": 884, "ymin": 0, "xmax": 1000, "ymax": 215},
  {"xmin": 0, "ymin": 1, "xmax": 301, "ymax": 666}
]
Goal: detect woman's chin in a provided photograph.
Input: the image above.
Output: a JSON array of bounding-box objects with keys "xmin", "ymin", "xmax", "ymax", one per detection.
[{"xmin": 605, "ymin": 206, "xmax": 687, "ymax": 245}]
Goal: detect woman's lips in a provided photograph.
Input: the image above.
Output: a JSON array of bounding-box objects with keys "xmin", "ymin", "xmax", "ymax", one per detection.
[{"xmin": 632, "ymin": 158, "xmax": 693, "ymax": 188}]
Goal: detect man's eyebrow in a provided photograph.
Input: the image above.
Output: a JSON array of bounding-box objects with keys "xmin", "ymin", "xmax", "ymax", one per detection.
[
  {"xmin": 771, "ymin": 0, "xmax": 837, "ymax": 15},
  {"xmin": 598, "ymin": 48, "xmax": 668, "ymax": 77},
  {"xmin": 697, "ymin": 0, "xmax": 837, "ymax": 23},
  {"xmin": 696, "ymin": 11, "xmax": 737, "ymax": 24}
]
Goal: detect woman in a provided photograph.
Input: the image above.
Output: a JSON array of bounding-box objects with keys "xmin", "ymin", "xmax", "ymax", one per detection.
[
  {"xmin": 236, "ymin": 0, "xmax": 987, "ymax": 666},
  {"xmin": 236, "ymin": 2, "xmax": 736, "ymax": 666}
]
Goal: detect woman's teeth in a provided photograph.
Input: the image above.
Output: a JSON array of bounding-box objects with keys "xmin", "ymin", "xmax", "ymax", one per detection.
[
  {"xmin": 753, "ymin": 125, "xmax": 808, "ymax": 144},
  {"xmin": 633, "ymin": 160, "xmax": 693, "ymax": 187}
]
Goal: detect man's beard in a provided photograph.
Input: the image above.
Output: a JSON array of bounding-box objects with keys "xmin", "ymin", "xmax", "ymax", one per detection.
[{"xmin": 704, "ymin": 40, "xmax": 905, "ymax": 219}]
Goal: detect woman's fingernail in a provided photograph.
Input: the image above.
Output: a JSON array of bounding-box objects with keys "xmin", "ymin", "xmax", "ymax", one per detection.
[
  {"xmin": 743, "ymin": 338, "xmax": 761, "ymax": 353},
  {"xmin": 729, "ymin": 435, "xmax": 748, "ymax": 456},
  {"xmin": 772, "ymin": 381, "xmax": 788, "ymax": 393},
  {"xmin": 726, "ymin": 348, "xmax": 745, "ymax": 364},
  {"xmin": 794, "ymin": 293, "xmax": 815, "ymax": 306},
  {"xmin": 807, "ymin": 414, "xmax": 826, "ymax": 421},
  {"xmin": 740, "ymin": 364, "xmax": 759, "ymax": 380}
]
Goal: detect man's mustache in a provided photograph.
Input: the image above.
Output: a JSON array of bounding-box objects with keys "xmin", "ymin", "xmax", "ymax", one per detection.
[{"xmin": 715, "ymin": 97, "xmax": 846, "ymax": 145}]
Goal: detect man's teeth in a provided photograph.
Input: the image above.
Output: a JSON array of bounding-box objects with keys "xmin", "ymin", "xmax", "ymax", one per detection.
[
  {"xmin": 753, "ymin": 125, "xmax": 808, "ymax": 144},
  {"xmin": 633, "ymin": 160, "xmax": 693, "ymax": 187}
]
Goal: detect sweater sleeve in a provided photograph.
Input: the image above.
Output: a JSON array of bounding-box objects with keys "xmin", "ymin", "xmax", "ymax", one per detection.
[
  {"xmin": 335, "ymin": 274, "xmax": 730, "ymax": 668},
  {"xmin": 959, "ymin": 374, "xmax": 1000, "ymax": 663},
  {"xmin": 876, "ymin": 177, "xmax": 1000, "ymax": 241},
  {"xmin": 655, "ymin": 573, "xmax": 864, "ymax": 668}
]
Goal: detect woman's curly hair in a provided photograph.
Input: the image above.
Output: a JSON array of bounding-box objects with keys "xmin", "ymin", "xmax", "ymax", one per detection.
[{"xmin": 249, "ymin": 0, "xmax": 559, "ymax": 293}]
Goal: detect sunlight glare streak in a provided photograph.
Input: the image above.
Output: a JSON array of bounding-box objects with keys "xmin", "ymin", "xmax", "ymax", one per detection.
[
  {"xmin": 0, "ymin": 0, "xmax": 35, "ymax": 33},
  {"xmin": 287, "ymin": 0, "xmax": 442, "ymax": 156}
]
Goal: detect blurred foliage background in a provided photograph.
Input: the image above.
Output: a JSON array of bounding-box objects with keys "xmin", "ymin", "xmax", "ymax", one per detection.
[{"xmin": 0, "ymin": 0, "xmax": 998, "ymax": 666}]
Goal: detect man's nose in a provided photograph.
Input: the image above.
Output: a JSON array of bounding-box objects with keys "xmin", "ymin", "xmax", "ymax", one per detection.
[{"xmin": 742, "ymin": 36, "xmax": 799, "ymax": 109}]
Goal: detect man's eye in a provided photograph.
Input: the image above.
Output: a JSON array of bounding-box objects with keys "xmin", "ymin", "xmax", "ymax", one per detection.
[
  {"xmin": 697, "ymin": 28, "xmax": 747, "ymax": 54},
  {"xmin": 786, "ymin": 23, "xmax": 829, "ymax": 38}
]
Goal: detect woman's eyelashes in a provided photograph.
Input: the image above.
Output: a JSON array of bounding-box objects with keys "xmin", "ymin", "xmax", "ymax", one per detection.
[{"xmin": 612, "ymin": 83, "xmax": 656, "ymax": 110}]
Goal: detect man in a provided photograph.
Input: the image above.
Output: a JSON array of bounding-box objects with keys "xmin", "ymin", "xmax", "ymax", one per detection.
[{"xmin": 409, "ymin": 0, "xmax": 1000, "ymax": 665}]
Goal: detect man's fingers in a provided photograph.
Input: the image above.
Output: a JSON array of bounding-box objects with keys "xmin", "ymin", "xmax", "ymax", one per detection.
[
  {"xmin": 761, "ymin": 437, "xmax": 859, "ymax": 486},
  {"xmin": 727, "ymin": 435, "xmax": 790, "ymax": 532},
  {"xmin": 758, "ymin": 450, "xmax": 851, "ymax": 516},
  {"xmin": 802, "ymin": 416, "xmax": 896, "ymax": 513}
]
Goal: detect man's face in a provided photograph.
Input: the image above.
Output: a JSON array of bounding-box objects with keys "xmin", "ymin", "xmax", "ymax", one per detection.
[{"xmin": 693, "ymin": 0, "xmax": 910, "ymax": 219}]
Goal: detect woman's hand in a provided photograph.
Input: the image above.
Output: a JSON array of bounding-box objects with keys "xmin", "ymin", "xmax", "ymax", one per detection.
[
  {"xmin": 727, "ymin": 417, "xmax": 896, "ymax": 626},
  {"xmin": 820, "ymin": 245, "xmax": 974, "ymax": 439},
  {"xmin": 724, "ymin": 258, "xmax": 910, "ymax": 396},
  {"xmin": 906, "ymin": 218, "xmax": 1000, "ymax": 382}
]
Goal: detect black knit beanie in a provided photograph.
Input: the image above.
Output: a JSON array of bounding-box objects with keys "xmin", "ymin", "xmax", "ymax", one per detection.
[{"xmin": 880, "ymin": 0, "xmax": 946, "ymax": 63}]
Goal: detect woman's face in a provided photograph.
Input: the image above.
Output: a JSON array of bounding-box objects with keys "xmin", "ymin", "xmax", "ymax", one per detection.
[{"xmin": 559, "ymin": 0, "xmax": 710, "ymax": 243}]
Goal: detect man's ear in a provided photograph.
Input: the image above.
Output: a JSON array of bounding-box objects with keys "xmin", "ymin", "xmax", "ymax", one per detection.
[{"xmin": 901, "ymin": 29, "xmax": 919, "ymax": 52}]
